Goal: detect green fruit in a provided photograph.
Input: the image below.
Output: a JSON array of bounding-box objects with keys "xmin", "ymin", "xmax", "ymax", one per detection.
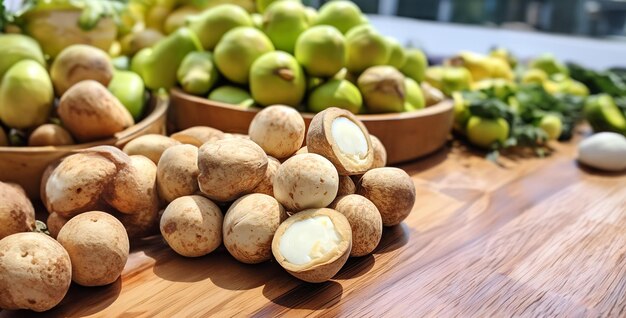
[
  {"xmin": 112, "ymin": 56, "xmax": 130, "ymax": 71},
  {"xmin": 22, "ymin": 7, "xmax": 117, "ymax": 58},
  {"xmin": 164, "ymin": 6, "xmax": 200, "ymax": 34},
  {"xmin": 452, "ymin": 92, "xmax": 470, "ymax": 134},
  {"xmin": 214, "ymin": 27, "xmax": 275, "ymax": 84},
  {"xmin": 404, "ymin": 77, "xmax": 424, "ymax": 111},
  {"xmin": 130, "ymin": 47, "xmax": 153, "ymax": 78},
  {"xmin": 308, "ymin": 79, "xmax": 362, "ymax": 113},
  {"xmin": 401, "ymin": 49, "xmax": 428, "ymax": 83},
  {"xmin": 108, "ymin": 70, "xmax": 146, "ymax": 121},
  {"xmin": 0, "ymin": 60, "xmax": 54, "ymax": 129},
  {"xmin": 538, "ymin": 114, "xmax": 563, "ymax": 140},
  {"xmin": 295, "ymin": 25, "xmax": 346, "ymax": 77},
  {"xmin": 425, "ymin": 66, "xmax": 472, "ymax": 96},
  {"xmin": 345, "ymin": 25, "xmax": 389, "ymax": 74},
  {"xmin": 188, "ymin": 4, "xmax": 253, "ymax": 50},
  {"xmin": 0, "ymin": 34, "xmax": 45, "ymax": 81},
  {"xmin": 307, "ymin": 76, "xmax": 325, "ymax": 92},
  {"xmin": 208, "ymin": 86, "xmax": 254, "ymax": 107},
  {"xmin": 530, "ymin": 53, "xmax": 569, "ymax": 77},
  {"xmin": 466, "ymin": 116, "xmax": 509, "ymax": 149},
  {"xmin": 200, "ymin": 0, "xmax": 256, "ymax": 13},
  {"xmin": 251, "ymin": 13, "xmax": 263, "ymax": 29},
  {"xmin": 256, "ymin": 0, "xmax": 300, "ymax": 13},
  {"xmin": 304, "ymin": 7, "xmax": 318, "ymax": 24},
  {"xmin": 262, "ymin": 1, "xmax": 309, "ymax": 54},
  {"xmin": 357, "ymin": 65, "xmax": 405, "ymax": 113},
  {"xmin": 177, "ymin": 51, "xmax": 219, "ymax": 96},
  {"xmin": 385, "ymin": 37, "xmax": 406, "ymax": 69},
  {"xmin": 142, "ymin": 28, "xmax": 203, "ymax": 90},
  {"xmin": 120, "ymin": 29, "xmax": 165, "ymax": 56},
  {"xmin": 250, "ymin": 51, "xmax": 306, "ymax": 107},
  {"xmin": 473, "ymin": 79, "xmax": 517, "ymax": 100},
  {"xmin": 584, "ymin": 94, "xmax": 626, "ymax": 135},
  {"xmin": 315, "ymin": 0, "xmax": 365, "ymax": 34},
  {"xmin": 522, "ymin": 69, "xmax": 548, "ymax": 84}
]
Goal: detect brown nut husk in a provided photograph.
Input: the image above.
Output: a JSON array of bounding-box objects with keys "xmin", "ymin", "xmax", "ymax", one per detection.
[
  {"xmin": 46, "ymin": 212, "xmax": 69, "ymax": 239},
  {"xmin": 248, "ymin": 105, "xmax": 305, "ymax": 159},
  {"xmin": 0, "ymin": 182, "xmax": 35, "ymax": 239},
  {"xmin": 156, "ymin": 144, "xmax": 199, "ymax": 203},
  {"xmin": 57, "ymin": 211, "xmax": 129, "ymax": 286},
  {"xmin": 356, "ymin": 167, "xmax": 416, "ymax": 226},
  {"xmin": 160, "ymin": 195, "xmax": 223, "ymax": 257},
  {"xmin": 0, "ymin": 233, "xmax": 72, "ymax": 312},
  {"xmin": 58, "ymin": 80, "xmax": 134, "ymax": 143},
  {"xmin": 329, "ymin": 194, "xmax": 382, "ymax": 257},
  {"xmin": 28, "ymin": 124, "xmax": 75, "ymax": 147},
  {"xmin": 50, "ymin": 44, "xmax": 114, "ymax": 96},
  {"xmin": 122, "ymin": 134, "xmax": 181, "ymax": 164},
  {"xmin": 197, "ymin": 138, "xmax": 268, "ymax": 202},
  {"xmin": 251, "ymin": 156, "xmax": 281, "ymax": 196},
  {"xmin": 44, "ymin": 146, "xmax": 130, "ymax": 218},
  {"xmin": 306, "ymin": 107, "xmax": 373, "ymax": 175},
  {"xmin": 115, "ymin": 207, "xmax": 160, "ymax": 239},
  {"xmin": 271, "ymin": 208, "xmax": 352, "ymax": 283},
  {"xmin": 170, "ymin": 126, "xmax": 225, "ymax": 147},
  {"xmin": 273, "ymin": 153, "xmax": 339, "ymax": 212},
  {"xmin": 370, "ymin": 135, "xmax": 387, "ymax": 168},
  {"xmin": 104, "ymin": 155, "xmax": 159, "ymax": 214},
  {"xmin": 223, "ymin": 194, "xmax": 287, "ymax": 264},
  {"xmin": 337, "ymin": 175, "xmax": 356, "ymax": 196}
]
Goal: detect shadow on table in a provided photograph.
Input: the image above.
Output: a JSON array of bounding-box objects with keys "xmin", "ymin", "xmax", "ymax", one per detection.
[
  {"xmin": 145, "ymin": 241, "xmax": 279, "ymax": 291},
  {"xmin": 260, "ymin": 279, "xmax": 343, "ymax": 311},
  {"xmin": 0, "ymin": 276, "xmax": 124, "ymax": 318},
  {"xmin": 373, "ymin": 223, "xmax": 410, "ymax": 254},
  {"xmin": 576, "ymin": 161, "xmax": 626, "ymax": 177},
  {"xmin": 334, "ymin": 254, "xmax": 376, "ymax": 280}
]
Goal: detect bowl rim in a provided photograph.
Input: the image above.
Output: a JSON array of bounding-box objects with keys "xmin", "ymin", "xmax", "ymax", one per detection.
[
  {"xmin": 170, "ymin": 88, "xmax": 454, "ymax": 122},
  {"xmin": 0, "ymin": 95, "xmax": 169, "ymax": 154}
]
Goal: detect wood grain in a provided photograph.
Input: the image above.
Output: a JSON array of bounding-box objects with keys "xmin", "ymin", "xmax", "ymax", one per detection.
[{"xmin": 1, "ymin": 127, "xmax": 625, "ymax": 317}]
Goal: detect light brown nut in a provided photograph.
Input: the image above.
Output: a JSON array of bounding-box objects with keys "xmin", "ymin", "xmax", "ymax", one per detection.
[
  {"xmin": 223, "ymin": 193, "xmax": 287, "ymax": 264},
  {"xmin": 197, "ymin": 139, "xmax": 268, "ymax": 202},
  {"xmin": 0, "ymin": 232, "xmax": 72, "ymax": 312},
  {"xmin": 329, "ymin": 194, "xmax": 382, "ymax": 257},
  {"xmin": 50, "ymin": 44, "xmax": 114, "ymax": 96},
  {"xmin": 105, "ymin": 155, "xmax": 159, "ymax": 214},
  {"xmin": 251, "ymin": 156, "xmax": 281, "ymax": 196},
  {"xmin": 57, "ymin": 211, "xmax": 129, "ymax": 287},
  {"xmin": 28, "ymin": 124, "xmax": 75, "ymax": 147},
  {"xmin": 122, "ymin": 134, "xmax": 181, "ymax": 164},
  {"xmin": 273, "ymin": 153, "xmax": 339, "ymax": 212},
  {"xmin": 248, "ymin": 105, "xmax": 305, "ymax": 159},
  {"xmin": 170, "ymin": 126, "xmax": 225, "ymax": 147},
  {"xmin": 156, "ymin": 144, "xmax": 199, "ymax": 203},
  {"xmin": 0, "ymin": 182, "xmax": 35, "ymax": 239},
  {"xmin": 160, "ymin": 195, "xmax": 222, "ymax": 257},
  {"xmin": 356, "ymin": 167, "xmax": 416, "ymax": 226},
  {"xmin": 58, "ymin": 80, "xmax": 134, "ymax": 142}
]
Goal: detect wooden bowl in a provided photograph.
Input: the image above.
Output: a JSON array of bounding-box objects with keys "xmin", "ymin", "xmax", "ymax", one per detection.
[
  {"xmin": 0, "ymin": 95, "xmax": 168, "ymax": 200},
  {"xmin": 169, "ymin": 88, "xmax": 453, "ymax": 165}
]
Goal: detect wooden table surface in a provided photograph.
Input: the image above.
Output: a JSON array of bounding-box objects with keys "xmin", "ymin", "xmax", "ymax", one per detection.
[{"xmin": 2, "ymin": 128, "xmax": 625, "ymax": 317}]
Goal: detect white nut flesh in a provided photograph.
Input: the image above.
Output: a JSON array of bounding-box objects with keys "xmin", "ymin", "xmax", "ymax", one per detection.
[
  {"xmin": 331, "ymin": 117, "xmax": 368, "ymax": 163},
  {"xmin": 279, "ymin": 215, "xmax": 341, "ymax": 265}
]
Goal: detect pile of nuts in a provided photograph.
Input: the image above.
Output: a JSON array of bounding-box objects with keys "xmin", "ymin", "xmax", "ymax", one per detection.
[{"xmin": 0, "ymin": 105, "xmax": 416, "ymax": 312}]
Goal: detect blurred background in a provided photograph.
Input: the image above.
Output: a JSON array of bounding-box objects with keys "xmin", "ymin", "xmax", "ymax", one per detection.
[{"xmin": 305, "ymin": 0, "xmax": 626, "ymax": 38}]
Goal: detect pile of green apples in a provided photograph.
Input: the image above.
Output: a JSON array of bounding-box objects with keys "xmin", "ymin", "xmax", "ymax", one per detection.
[
  {"xmin": 128, "ymin": 0, "xmax": 435, "ymax": 114},
  {"xmin": 0, "ymin": 34, "xmax": 146, "ymax": 147}
]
